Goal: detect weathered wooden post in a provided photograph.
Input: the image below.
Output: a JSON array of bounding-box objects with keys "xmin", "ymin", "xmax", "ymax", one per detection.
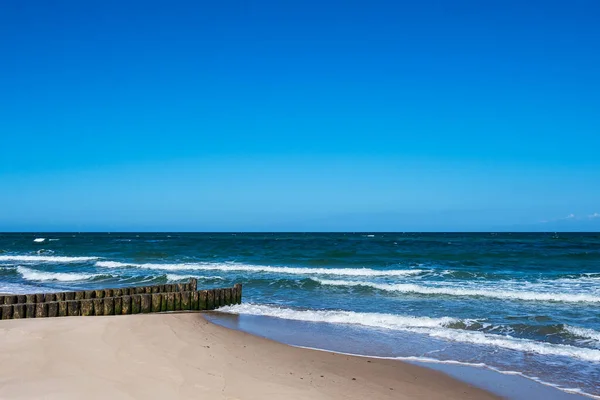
[
  {"xmin": 84, "ymin": 290, "xmax": 95, "ymax": 299},
  {"xmin": 47, "ymin": 302, "xmax": 58, "ymax": 317},
  {"xmin": 161, "ymin": 293, "xmax": 168, "ymax": 312},
  {"xmin": 225, "ymin": 288, "xmax": 232, "ymax": 305},
  {"xmin": 17, "ymin": 295, "xmax": 26, "ymax": 304},
  {"xmin": 105, "ymin": 289, "xmax": 114, "ymax": 298},
  {"xmin": 45, "ymin": 293, "xmax": 56, "ymax": 302},
  {"xmin": 174, "ymin": 292, "xmax": 182, "ymax": 311},
  {"xmin": 58, "ymin": 302, "xmax": 68, "ymax": 317},
  {"xmin": 95, "ymin": 290, "xmax": 105, "ymax": 298},
  {"xmin": 35, "ymin": 303, "xmax": 48, "ymax": 318},
  {"xmin": 104, "ymin": 297, "xmax": 115, "ymax": 315},
  {"xmin": 141, "ymin": 294, "xmax": 151, "ymax": 313},
  {"xmin": 181, "ymin": 292, "xmax": 191, "ymax": 310},
  {"xmin": 93, "ymin": 299, "xmax": 104, "ymax": 316},
  {"xmin": 1, "ymin": 305, "xmax": 13, "ymax": 319},
  {"xmin": 25, "ymin": 304, "xmax": 36, "ymax": 318},
  {"xmin": 151, "ymin": 293, "xmax": 162, "ymax": 312},
  {"xmin": 158, "ymin": 284, "xmax": 165, "ymax": 293},
  {"xmin": 25, "ymin": 294, "xmax": 36, "ymax": 304},
  {"xmin": 114, "ymin": 288, "xmax": 123, "ymax": 297},
  {"xmin": 75, "ymin": 291, "xmax": 85, "ymax": 300},
  {"xmin": 122, "ymin": 296, "xmax": 131, "ymax": 314},
  {"xmin": 131, "ymin": 295, "xmax": 141, "ymax": 314},
  {"xmin": 55, "ymin": 292, "xmax": 65, "ymax": 302},
  {"xmin": 151, "ymin": 286, "xmax": 159, "ymax": 294},
  {"xmin": 166, "ymin": 293, "xmax": 174, "ymax": 311},
  {"xmin": 81, "ymin": 300, "xmax": 94, "ymax": 316},
  {"xmin": 191, "ymin": 291, "xmax": 200, "ymax": 310},
  {"xmin": 4, "ymin": 295, "xmax": 16, "ymax": 305},
  {"xmin": 67, "ymin": 301, "xmax": 80, "ymax": 316},
  {"xmin": 64, "ymin": 292, "xmax": 75, "ymax": 301},
  {"xmin": 207, "ymin": 290, "xmax": 214, "ymax": 310},
  {"xmin": 13, "ymin": 304, "xmax": 25, "ymax": 319},
  {"xmin": 189, "ymin": 278, "xmax": 198, "ymax": 292},
  {"xmin": 234, "ymin": 283, "xmax": 242, "ymax": 304},
  {"xmin": 114, "ymin": 297, "xmax": 123, "ymax": 315}
]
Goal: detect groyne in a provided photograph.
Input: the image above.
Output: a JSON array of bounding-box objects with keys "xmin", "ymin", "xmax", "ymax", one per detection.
[{"xmin": 0, "ymin": 279, "xmax": 242, "ymax": 320}]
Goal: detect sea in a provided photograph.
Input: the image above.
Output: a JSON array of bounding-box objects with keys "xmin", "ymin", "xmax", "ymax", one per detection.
[{"xmin": 0, "ymin": 232, "xmax": 599, "ymax": 398}]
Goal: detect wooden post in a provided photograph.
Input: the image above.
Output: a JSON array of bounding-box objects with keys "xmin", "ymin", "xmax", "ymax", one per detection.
[
  {"xmin": 47, "ymin": 302, "xmax": 58, "ymax": 317},
  {"xmin": 55, "ymin": 292, "xmax": 65, "ymax": 301},
  {"xmin": 84, "ymin": 290, "xmax": 95, "ymax": 299},
  {"xmin": 151, "ymin": 294, "xmax": 162, "ymax": 312},
  {"xmin": 1, "ymin": 305, "xmax": 13, "ymax": 319},
  {"xmin": 207, "ymin": 290, "xmax": 214, "ymax": 310},
  {"xmin": 17, "ymin": 295, "xmax": 26, "ymax": 304},
  {"xmin": 192, "ymin": 291, "xmax": 200, "ymax": 310},
  {"xmin": 93, "ymin": 299, "xmax": 104, "ymax": 316},
  {"xmin": 45, "ymin": 293, "xmax": 56, "ymax": 302},
  {"xmin": 121, "ymin": 296, "xmax": 131, "ymax": 315},
  {"xmin": 105, "ymin": 289, "xmax": 114, "ymax": 298},
  {"xmin": 114, "ymin": 297, "xmax": 123, "ymax": 315},
  {"xmin": 144, "ymin": 286, "xmax": 152, "ymax": 294},
  {"xmin": 158, "ymin": 284, "xmax": 165, "ymax": 293},
  {"xmin": 81, "ymin": 300, "xmax": 94, "ymax": 316},
  {"xmin": 161, "ymin": 293, "xmax": 168, "ymax": 312},
  {"xmin": 225, "ymin": 288, "xmax": 232, "ymax": 305},
  {"xmin": 26, "ymin": 304, "xmax": 36, "ymax": 318},
  {"xmin": 189, "ymin": 278, "xmax": 198, "ymax": 292},
  {"xmin": 104, "ymin": 297, "xmax": 115, "ymax": 315},
  {"xmin": 181, "ymin": 292, "xmax": 191, "ymax": 310},
  {"xmin": 64, "ymin": 292, "xmax": 74, "ymax": 301},
  {"xmin": 13, "ymin": 304, "xmax": 25, "ymax": 319},
  {"xmin": 35, "ymin": 293, "xmax": 45, "ymax": 303},
  {"xmin": 135, "ymin": 287, "xmax": 145, "ymax": 295},
  {"xmin": 234, "ymin": 283, "xmax": 242, "ymax": 304},
  {"xmin": 166, "ymin": 293, "xmax": 174, "ymax": 311},
  {"xmin": 58, "ymin": 302, "xmax": 67, "ymax": 317},
  {"xmin": 131, "ymin": 295, "xmax": 141, "ymax": 314},
  {"xmin": 220, "ymin": 289, "xmax": 226, "ymax": 307},
  {"xmin": 4, "ymin": 295, "xmax": 16, "ymax": 305},
  {"xmin": 114, "ymin": 288, "xmax": 123, "ymax": 297},
  {"xmin": 151, "ymin": 286, "xmax": 159, "ymax": 294},
  {"xmin": 67, "ymin": 301, "xmax": 80, "ymax": 316},
  {"xmin": 35, "ymin": 302, "xmax": 48, "ymax": 318},
  {"xmin": 141, "ymin": 294, "xmax": 151, "ymax": 313},
  {"xmin": 174, "ymin": 292, "xmax": 182, "ymax": 311},
  {"xmin": 26, "ymin": 294, "xmax": 36, "ymax": 304},
  {"xmin": 74, "ymin": 291, "xmax": 84, "ymax": 300},
  {"xmin": 95, "ymin": 290, "xmax": 105, "ymax": 298}
]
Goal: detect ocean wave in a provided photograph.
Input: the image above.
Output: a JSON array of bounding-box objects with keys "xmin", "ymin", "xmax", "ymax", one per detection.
[
  {"xmin": 218, "ymin": 303, "xmax": 461, "ymax": 329},
  {"xmin": 313, "ymin": 279, "xmax": 600, "ymax": 303},
  {"xmin": 33, "ymin": 238, "xmax": 45, "ymax": 243},
  {"xmin": 0, "ymin": 255, "xmax": 99, "ymax": 263},
  {"xmin": 219, "ymin": 304, "xmax": 600, "ymax": 363},
  {"xmin": 564, "ymin": 325, "xmax": 600, "ymax": 343},
  {"xmin": 95, "ymin": 261, "xmax": 425, "ymax": 277},
  {"xmin": 165, "ymin": 273, "xmax": 224, "ymax": 282},
  {"xmin": 17, "ymin": 266, "xmax": 106, "ymax": 282}
]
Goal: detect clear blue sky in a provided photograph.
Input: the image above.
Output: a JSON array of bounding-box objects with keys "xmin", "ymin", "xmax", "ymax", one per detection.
[{"xmin": 1, "ymin": 1, "xmax": 599, "ymax": 231}]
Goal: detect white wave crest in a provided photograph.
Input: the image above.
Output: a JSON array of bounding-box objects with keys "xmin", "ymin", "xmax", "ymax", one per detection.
[
  {"xmin": 95, "ymin": 261, "xmax": 424, "ymax": 277},
  {"xmin": 314, "ymin": 279, "xmax": 600, "ymax": 303},
  {"xmin": 564, "ymin": 325, "xmax": 600, "ymax": 343},
  {"xmin": 17, "ymin": 266, "xmax": 104, "ymax": 282},
  {"xmin": 166, "ymin": 274, "xmax": 224, "ymax": 282},
  {"xmin": 0, "ymin": 255, "xmax": 99, "ymax": 263},
  {"xmin": 219, "ymin": 304, "xmax": 459, "ymax": 329},
  {"xmin": 33, "ymin": 238, "xmax": 45, "ymax": 243},
  {"xmin": 219, "ymin": 304, "xmax": 600, "ymax": 363}
]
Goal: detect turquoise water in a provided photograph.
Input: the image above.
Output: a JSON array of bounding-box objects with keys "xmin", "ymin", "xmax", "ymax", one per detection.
[{"xmin": 1, "ymin": 232, "xmax": 599, "ymax": 397}]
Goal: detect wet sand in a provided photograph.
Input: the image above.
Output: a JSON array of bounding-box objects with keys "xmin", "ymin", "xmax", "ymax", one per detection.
[{"xmin": 0, "ymin": 313, "xmax": 498, "ymax": 399}]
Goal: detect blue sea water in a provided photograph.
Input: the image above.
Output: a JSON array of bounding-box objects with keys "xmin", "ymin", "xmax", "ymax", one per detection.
[{"xmin": 0, "ymin": 232, "xmax": 599, "ymax": 397}]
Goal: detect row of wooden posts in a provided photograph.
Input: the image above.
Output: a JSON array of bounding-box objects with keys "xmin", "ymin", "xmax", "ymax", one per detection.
[{"xmin": 0, "ymin": 279, "xmax": 242, "ymax": 320}]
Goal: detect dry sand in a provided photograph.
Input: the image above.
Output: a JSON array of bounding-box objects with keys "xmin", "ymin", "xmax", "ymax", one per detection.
[{"xmin": 0, "ymin": 313, "xmax": 498, "ymax": 399}]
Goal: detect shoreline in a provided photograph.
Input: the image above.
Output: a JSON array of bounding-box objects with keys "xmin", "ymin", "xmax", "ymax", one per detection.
[{"xmin": 0, "ymin": 312, "xmax": 498, "ymax": 399}]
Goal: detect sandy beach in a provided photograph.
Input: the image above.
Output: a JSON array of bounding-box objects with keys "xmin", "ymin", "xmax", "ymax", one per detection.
[{"xmin": 0, "ymin": 313, "xmax": 498, "ymax": 399}]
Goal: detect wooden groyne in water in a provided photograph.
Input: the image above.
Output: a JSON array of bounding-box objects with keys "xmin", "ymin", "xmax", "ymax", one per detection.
[{"xmin": 0, "ymin": 279, "xmax": 241, "ymax": 320}]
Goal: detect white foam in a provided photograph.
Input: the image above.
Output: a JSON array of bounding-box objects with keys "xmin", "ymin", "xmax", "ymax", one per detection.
[
  {"xmin": 95, "ymin": 261, "xmax": 424, "ymax": 277},
  {"xmin": 314, "ymin": 279, "xmax": 600, "ymax": 303},
  {"xmin": 48, "ymin": 239, "xmax": 60, "ymax": 242},
  {"xmin": 564, "ymin": 325, "xmax": 600, "ymax": 343},
  {"xmin": 0, "ymin": 255, "xmax": 99, "ymax": 263},
  {"xmin": 166, "ymin": 274, "xmax": 224, "ymax": 282},
  {"xmin": 219, "ymin": 304, "xmax": 600, "ymax": 363},
  {"xmin": 17, "ymin": 266, "xmax": 104, "ymax": 282},
  {"xmin": 33, "ymin": 238, "xmax": 45, "ymax": 243}
]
